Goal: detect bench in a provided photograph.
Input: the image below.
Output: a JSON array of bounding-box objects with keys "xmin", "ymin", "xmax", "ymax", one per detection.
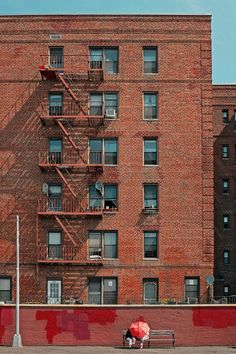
[{"xmin": 122, "ymin": 329, "xmax": 175, "ymax": 348}]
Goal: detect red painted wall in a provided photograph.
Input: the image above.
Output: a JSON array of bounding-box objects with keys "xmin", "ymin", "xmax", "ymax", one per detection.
[{"xmin": 0, "ymin": 305, "xmax": 236, "ymax": 346}]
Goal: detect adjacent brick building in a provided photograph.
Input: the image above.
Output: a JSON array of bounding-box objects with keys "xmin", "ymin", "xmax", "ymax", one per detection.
[
  {"xmin": 213, "ymin": 85, "xmax": 236, "ymax": 297},
  {"xmin": 0, "ymin": 14, "xmax": 214, "ymax": 304}
]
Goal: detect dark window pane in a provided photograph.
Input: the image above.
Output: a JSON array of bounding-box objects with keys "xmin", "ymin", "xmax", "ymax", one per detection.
[
  {"xmin": 0, "ymin": 278, "xmax": 11, "ymax": 303},
  {"xmin": 144, "ymin": 185, "xmax": 158, "ymax": 209},
  {"xmin": 143, "ymin": 48, "xmax": 157, "ymax": 73},
  {"xmin": 89, "ymin": 278, "xmax": 101, "ymax": 304},
  {"xmin": 105, "ymin": 49, "xmax": 118, "ymax": 73},
  {"xmin": 222, "ymin": 179, "xmax": 229, "ymax": 194},
  {"xmin": 143, "ymin": 279, "xmax": 158, "ymax": 304},
  {"xmin": 49, "ymin": 94, "xmax": 63, "ymax": 115},
  {"xmin": 222, "ymin": 144, "xmax": 229, "ymax": 159},
  {"xmin": 144, "ymin": 232, "xmax": 157, "ymax": 258},
  {"xmin": 103, "ymin": 278, "xmax": 117, "ymax": 304},
  {"xmin": 89, "ymin": 139, "xmax": 102, "ymax": 164},
  {"xmin": 185, "ymin": 278, "xmax": 199, "ymax": 302},
  {"xmin": 90, "ymin": 94, "xmax": 103, "ymax": 116},
  {"xmin": 144, "ymin": 139, "xmax": 157, "ymax": 165},
  {"xmin": 105, "ymin": 139, "xmax": 117, "ymax": 165},
  {"xmin": 89, "ymin": 185, "xmax": 102, "ymax": 208},
  {"xmin": 90, "ymin": 48, "xmax": 103, "ymax": 69},
  {"xmin": 222, "ymin": 109, "xmax": 229, "ymax": 124},
  {"xmin": 104, "ymin": 232, "xmax": 117, "ymax": 258},
  {"xmin": 144, "ymin": 94, "xmax": 157, "ymax": 119},
  {"xmin": 104, "ymin": 185, "xmax": 117, "ymax": 210},
  {"xmin": 89, "ymin": 232, "xmax": 102, "ymax": 258},
  {"xmin": 50, "ymin": 47, "xmax": 63, "ymax": 68}
]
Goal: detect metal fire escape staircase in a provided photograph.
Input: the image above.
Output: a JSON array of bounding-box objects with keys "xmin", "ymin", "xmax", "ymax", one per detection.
[{"xmin": 37, "ymin": 56, "xmax": 104, "ymax": 262}]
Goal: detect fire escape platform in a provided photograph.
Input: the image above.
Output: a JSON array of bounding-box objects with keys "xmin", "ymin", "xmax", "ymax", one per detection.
[
  {"xmin": 38, "ymin": 163, "xmax": 103, "ymax": 172},
  {"xmin": 37, "ymin": 259, "xmax": 103, "ymax": 265},
  {"xmin": 37, "ymin": 210, "xmax": 103, "ymax": 217},
  {"xmin": 39, "ymin": 115, "xmax": 105, "ymax": 126}
]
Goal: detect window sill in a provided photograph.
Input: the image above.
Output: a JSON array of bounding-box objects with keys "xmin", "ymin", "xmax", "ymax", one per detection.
[
  {"xmin": 142, "ymin": 208, "xmax": 158, "ymax": 214},
  {"xmin": 143, "ymin": 257, "xmax": 159, "ymax": 261},
  {"xmin": 103, "ymin": 209, "xmax": 118, "ymax": 213},
  {"xmin": 143, "ymin": 118, "xmax": 158, "ymax": 121},
  {"xmin": 143, "ymin": 164, "xmax": 159, "ymax": 167}
]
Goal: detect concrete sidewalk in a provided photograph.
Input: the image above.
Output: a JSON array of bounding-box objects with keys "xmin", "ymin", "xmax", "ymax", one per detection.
[{"xmin": 0, "ymin": 347, "xmax": 236, "ymax": 354}]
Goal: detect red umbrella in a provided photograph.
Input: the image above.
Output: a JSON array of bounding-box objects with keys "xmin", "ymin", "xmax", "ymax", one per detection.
[{"xmin": 129, "ymin": 320, "xmax": 150, "ymax": 338}]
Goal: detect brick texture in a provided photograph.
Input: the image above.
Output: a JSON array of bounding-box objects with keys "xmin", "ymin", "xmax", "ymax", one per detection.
[{"xmin": 0, "ymin": 15, "xmax": 214, "ymax": 304}]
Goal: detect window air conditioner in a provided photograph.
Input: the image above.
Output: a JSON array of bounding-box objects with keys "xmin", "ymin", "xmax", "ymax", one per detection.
[{"xmin": 105, "ymin": 108, "xmax": 116, "ymax": 118}]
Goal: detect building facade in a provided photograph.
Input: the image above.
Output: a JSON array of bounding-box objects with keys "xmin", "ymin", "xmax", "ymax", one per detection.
[
  {"xmin": 213, "ymin": 85, "xmax": 236, "ymax": 298},
  {"xmin": 0, "ymin": 15, "xmax": 214, "ymax": 304}
]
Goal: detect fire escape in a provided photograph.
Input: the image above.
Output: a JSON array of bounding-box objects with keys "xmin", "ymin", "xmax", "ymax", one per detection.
[{"xmin": 37, "ymin": 53, "xmax": 105, "ymax": 265}]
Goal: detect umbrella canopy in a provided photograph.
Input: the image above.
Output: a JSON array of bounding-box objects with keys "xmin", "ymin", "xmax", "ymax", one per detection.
[{"xmin": 129, "ymin": 320, "xmax": 150, "ymax": 338}]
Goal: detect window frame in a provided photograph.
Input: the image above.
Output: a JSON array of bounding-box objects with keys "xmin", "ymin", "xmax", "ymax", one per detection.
[
  {"xmin": 143, "ymin": 47, "xmax": 158, "ymax": 74},
  {"xmin": 143, "ymin": 138, "xmax": 158, "ymax": 166},
  {"xmin": 0, "ymin": 276, "xmax": 12, "ymax": 303},
  {"xmin": 143, "ymin": 92, "xmax": 158, "ymax": 120},
  {"xmin": 89, "ymin": 47, "xmax": 119, "ymax": 74},
  {"xmin": 223, "ymin": 250, "xmax": 230, "ymax": 265},
  {"xmin": 89, "ymin": 184, "xmax": 118, "ymax": 211},
  {"xmin": 222, "ymin": 109, "xmax": 229, "ymax": 124},
  {"xmin": 223, "ymin": 285, "xmax": 230, "ymax": 296},
  {"xmin": 234, "ymin": 110, "xmax": 236, "ymax": 130},
  {"xmin": 89, "ymin": 92, "xmax": 118, "ymax": 119},
  {"xmin": 49, "ymin": 92, "xmax": 63, "ymax": 116},
  {"xmin": 143, "ymin": 183, "xmax": 158, "ymax": 211},
  {"xmin": 143, "ymin": 278, "xmax": 158, "ymax": 304},
  {"xmin": 88, "ymin": 277, "xmax": 118, "ymax": 304},
  {"xmin": 223, "ymin": 214, "xmax": 230, "ymax": 229},
  {"xmin": 184, "ymin": 277, "xmax": 199, "ymax": 303},
  {"xmin": 48, "ymin": 230, "xmax": 62, "ymax": 259},
  {"xmin": 89, "ymin": 138, "xmax": 118, "ymax": 165},
  {"xmin": 49, "ymin": 47, "xmax": 64, "ymax": 69},
  {"xmin": 222, "ymin": 144, "xmax": 229, "ymax": 159},
  {"xmin": 88, "ymin": 230, "xmax": 118, "ymax": 259},
  {"xmin": 144, "ymin": 231, "xmax": 158, "ymax": 259},
  {"xmin": 222, "ymin": 178, "xmax": 229, "ymax": 195},
  {"xmin": 46, "ymin": 278, "xmax": 62, "ymax": 304}
]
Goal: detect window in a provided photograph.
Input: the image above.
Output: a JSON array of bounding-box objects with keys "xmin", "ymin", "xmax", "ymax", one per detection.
[
  {"xmin": 88, "ymin": 231, "xmax": 118, "ymax": 259},
  {"xmin": 144, "ymin": 231, "xmax": 158, "ymax": 258},
  {"xmin": 0, "ymin": 277, "xmax": 11, "ymax": 303},
  {"xmin": 144, "ymin": 184, "xmax": 158, "ymax": 210},
  {"xmin": 223, "ymin": 250, "xmax": 230, "ymax": 264},
  {"xmin": 223, "ymin": 214, "xmax": 230, "ymax": 229},
  {"xmin": 90, "ymin": 93, "xmax": 118, "ymax": 118},
  {"xmin": 222, "ymin": 144, "xmax": 229, "ymax": 159},
  {"xmin": 222, "ymin": 179, "xmax": 229, "ymax": 194},
  {"xmin": 49, "ymin": 139, "xmax": 62, "ymax": 164},
  {"xmin": 234, "ymin": 111, "xmax": 236, "ymax": 130},
  {"xmin": 89, "ymin": 139, "xmax": 118, "ymax": 165},
  {"xmin": 144, "ymin": 93, "xmax": 157, "ymax": 120},
  {"xmin": 104, "ymin": 185, "xmax": 117, "ymax": 210},
  {"xmin": 89, "ymin": 184, "xmax": 118, "ymax": 210},
  {"xmin": 49, "ymin": 93, "xmax": 63, "ymax": 116},
  {"xmin": 48, "ymin": 185, "xmax": 62, "ymax": 211},
  {"xmin": 184, "ymin": 277, "xmax": 199, "ymax": 303},
  {"xmin": 144, "ymin": 139, "xmax": 158, "ymax": 165},
  {"xmin": 222, "ymin": 109, "xmax": 229, "ymax": 124},
  {"xmin": 223, "ymin": 285, "xmax": 230, "ymax": 296},
  {"xmin": 47, "ymin": 279, "xmax": 61, "ymax": 304},
  {"xmin": 143, "ymin": 279, "xmax": 158, "ymax": 304},
  {"xmin": 88, "ymin": 278, "xmax": 117, "ymax": 304},
  {"xmin": 49, "ymin": 47, "xmax": 63, "ymax": 68},
  {"xmin": 143, "ymin": 47, "xmax": 157, "ymax": 74},
  {"xmin": 90, "ymin": 47, "xmax": 118, "ymax": 73},
  {"xmin": 48, "ymin": 231, "xmax": 62, "ymax": 259}
]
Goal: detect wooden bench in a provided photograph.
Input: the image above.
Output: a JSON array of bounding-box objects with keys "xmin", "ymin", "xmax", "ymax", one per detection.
[{"xmin": 122, "ymin": 329, "xmax": 175, "ymax": 348}]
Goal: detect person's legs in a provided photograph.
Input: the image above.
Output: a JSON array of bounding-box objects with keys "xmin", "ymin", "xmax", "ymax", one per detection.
[
  {"xmin": 127, "ymin": 337, "xmax": 132, "ymax": 347},
  {"xmin": 132, "ymin": 337, "xmax": 136, "ymax": 345}
]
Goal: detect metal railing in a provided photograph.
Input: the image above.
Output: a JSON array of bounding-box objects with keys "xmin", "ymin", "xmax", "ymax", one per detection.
[
  {"xmin": 38, "ymin": 245, "xmax": 80, "ymax": 261},
  {"xmin": 38, "ymin": 197, "xmax": 102, "ymax": 214},
  {"xmin": 39, "ymin": 151, "xmax": 80, "ymax": 165}
]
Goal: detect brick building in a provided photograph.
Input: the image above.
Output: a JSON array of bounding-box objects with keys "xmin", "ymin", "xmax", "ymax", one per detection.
[
  {"xmin": 213, "ymin": 85, "xmax": 236, "ymax": 297},
  {"xmin": 0, "ymin": 15, "xmax": 214, "ymax": 304}
]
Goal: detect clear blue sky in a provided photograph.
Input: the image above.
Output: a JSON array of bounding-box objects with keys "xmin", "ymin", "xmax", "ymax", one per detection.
[{"xmin": 1, "ymin": 0, "xmax": 236, "ymax": 84}]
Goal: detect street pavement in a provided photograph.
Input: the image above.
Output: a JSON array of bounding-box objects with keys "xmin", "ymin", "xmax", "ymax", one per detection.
[{"xmin": 0, "ymin": 346, "xmax": 236, "ymax": 354}]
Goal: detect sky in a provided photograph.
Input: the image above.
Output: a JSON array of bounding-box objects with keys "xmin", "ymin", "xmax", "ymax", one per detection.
[{"xmin": 0, "ymin": 0, "xmax": 236, "ymax": 84}]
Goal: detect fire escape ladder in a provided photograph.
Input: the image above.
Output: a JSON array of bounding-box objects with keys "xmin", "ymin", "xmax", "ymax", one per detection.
[
  {"xmin": 55, "ymin": 167, "xmax": 77, "ymax": 198},
  {"xmin": 54, "ymin": 216, "xmax": 78, "ymax": 246},
  {"xmin": 61, "ymin": 215, "xmax": 83, "ymax": 245},
  {"xmin": 56, "ymin": 120, "xmax": 79, "ymax": 151},
  {"xmin": 63, "ymin": 168, "xmax": 83, "ymax": 196},
  {"xmin": 57, "ymin": 73, "xmax": 87, "ymax": 115}
]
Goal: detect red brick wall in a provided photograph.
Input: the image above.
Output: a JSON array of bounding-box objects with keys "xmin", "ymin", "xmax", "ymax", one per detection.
[
  {"xmin": 0, "ymin": 305, "xmax": 236, "ymax": 346},
  {"xmin": 0, "ymin": 15, "xmax": 214, "ymax": 303}
]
